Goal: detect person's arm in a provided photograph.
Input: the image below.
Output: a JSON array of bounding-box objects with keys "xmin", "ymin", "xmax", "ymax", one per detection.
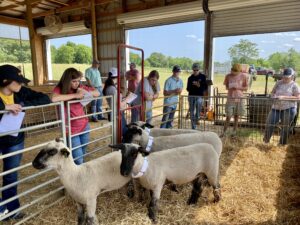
[
  {"xmin": 19, "ymin": 86, "xmax": 51, "ymax": 106},
  {"xmin": 0, "ymin": 100, "xmax": 22, "ymax": 114},
  {"xmin": 187, "ymin": 77, "xmax": 192, "ymax": 92},
  {"xmin": 51, "ymin": 88, "xmax": 84, "ymax": 102},
  {"xmin": 85, "ymin": 69, "xmax": 93, "ymax": 87},
  {"xmin": 202, "ymin": 75, "xmax": 208, "ymax": 91},
  {"xmin": 223, "ymin": 75, "xmax": 229, "ymax": 90},
  {"xmin": 81, "ymin": 85, "xmax": 100, "ymax": 97}
]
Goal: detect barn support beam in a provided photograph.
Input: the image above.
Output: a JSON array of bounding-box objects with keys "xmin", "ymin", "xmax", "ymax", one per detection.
[
  {"xmin": 203, "ymin": 0, "xmax": 213, "ymax": 97},
  {"xmin": 91, "ymin": 0, "xmax": 98, "ymax": 59},
  {"xmin": 26, "ymin": 0, "xmax": 47, "ymax": 85}
]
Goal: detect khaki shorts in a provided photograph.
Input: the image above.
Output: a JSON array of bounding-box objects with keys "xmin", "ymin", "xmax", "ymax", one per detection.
[{"xmin": 225, "ymin": 101, "xmax": 246, "ymax": 117}]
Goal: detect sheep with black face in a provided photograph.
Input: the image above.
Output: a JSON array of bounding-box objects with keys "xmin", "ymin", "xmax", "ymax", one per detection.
[
  {"xmin": 32, "ymin": 138, "xmax": 130, "ymax": 225},
  {"xmin": 123, "ymin": 125, "xmax": 222, "ymax": 157},
  {"xmin": 127, "ymin": 121, "xmax": 199, "ymax": 137},
  {"xmin": 110, "ymin": 143, "xmax": 221, "ymax": 223}
]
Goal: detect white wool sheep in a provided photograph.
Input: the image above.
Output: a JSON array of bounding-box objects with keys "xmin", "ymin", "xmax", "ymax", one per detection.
[
  {"xmin": 110, "ymin": 143, "xmax": 221, "ymax": 223},
  {"xmin": 123, "ymin": 125, "xmax": 222, "ymax": 157},
  {"xmin": 127, "ymin": 121, "xmax": 199, "ymax": 137},
  {"xmin": 32, "ymin": 138, "xmax": 130, "ymax": 225}
]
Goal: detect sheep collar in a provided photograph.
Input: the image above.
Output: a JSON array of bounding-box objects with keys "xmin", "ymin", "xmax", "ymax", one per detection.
[
  {"xmin": 145, "ymin": 136, "xmax": 154, "ymax": 152},
  {"xmin": 132, "ymin": 157, "xmax": 149, "ymax": 178},
  {"xmin": 145, "ymin": 127, "xmax": 151, "ymax": 134}
]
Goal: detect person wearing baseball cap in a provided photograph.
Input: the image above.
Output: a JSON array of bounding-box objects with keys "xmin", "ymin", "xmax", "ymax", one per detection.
[
  {"xmin": 0, "ymin": 64, "xmax": 51, "ymax": 220},
  {"xmin": 186, "ymin": 63, "xmax": 208, "ymax": 129},
  {"xmin": 264, "ymin": 67, "xmax": 300, "ymax": 145},
  {"xmin": 160, "ymin": 65, "xmax": 183, "ymax": 128}
]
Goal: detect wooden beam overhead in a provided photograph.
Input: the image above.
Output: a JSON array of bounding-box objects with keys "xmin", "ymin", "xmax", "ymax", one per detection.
[
  {"xmin": 32, "ymin": 1, "xmax": 90, "ymax": 18},
  {"xmin": 0, "ymin": 14, "xmax": 27, "ymax": 26},
  {"xmin": 46, "ymin": 0, "xmax": 69, "ymax": 6},
  {"xmin": 0, "ymin": 4, "xmax": 20, "ymax": 12}
]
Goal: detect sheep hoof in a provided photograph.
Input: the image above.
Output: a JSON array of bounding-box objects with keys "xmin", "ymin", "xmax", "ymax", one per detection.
[
  {"xmin": 213, "ymin": 188, "xmax": 221, "ymax": 203},
  {"xmin": 127, "ymin": 189, "xmax": 135, "ymax": 199},
  {"xmin": 169, "ymin": 184, "xmax": 179, "ymax": 193},
  {"xmin": 187, "ymin": 196, "xmax": 198, "ymax": 205}
]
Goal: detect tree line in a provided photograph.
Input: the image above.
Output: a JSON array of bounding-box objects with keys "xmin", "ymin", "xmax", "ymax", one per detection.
[{"xmin": 1, "ymin": 38, "xmax": 299, "ymax": 72}]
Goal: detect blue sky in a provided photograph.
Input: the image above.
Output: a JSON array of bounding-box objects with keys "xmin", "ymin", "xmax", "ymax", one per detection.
[{"xmin": 1, "ymin": 22, "xmax": 300, "ymax": 63}]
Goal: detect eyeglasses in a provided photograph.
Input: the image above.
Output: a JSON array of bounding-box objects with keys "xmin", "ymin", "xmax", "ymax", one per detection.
[{"xmin": 193, "ymin": 70, "xmax": 199, "ymax": 72}]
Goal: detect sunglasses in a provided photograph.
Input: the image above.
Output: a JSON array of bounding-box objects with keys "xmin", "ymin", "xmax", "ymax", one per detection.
[{"xmin": 193, "ymin": 70, "xmax": 199, "ymax": 72}]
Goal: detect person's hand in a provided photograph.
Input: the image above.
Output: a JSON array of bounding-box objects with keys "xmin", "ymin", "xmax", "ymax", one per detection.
[
  {"xmin": 5, "ymin": 104, "xmax": 22, "ymax": 114},
  {"xmin": 75, "ymin": 89, "xmax": 85, "ymax": 99},
  {"xmin": 175, "ymin": 88, "xmax": 182, "ymax": 94},
  {"xmin": 153, "ymin": 93, "xmax": 159, "ymax": 100}
]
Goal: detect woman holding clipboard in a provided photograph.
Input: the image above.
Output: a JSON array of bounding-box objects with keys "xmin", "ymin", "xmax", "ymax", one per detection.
[{"xmin": 0, "ymin": 65, "xmax": 51, "ymax": 220}]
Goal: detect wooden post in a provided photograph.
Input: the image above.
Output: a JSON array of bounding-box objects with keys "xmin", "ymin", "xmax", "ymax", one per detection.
[
  {"xmin": 91, "ymin": 0, "xmax": 98, "ymax": 60},
  {"xmin": 26, "ymin": 0, "xmax": 46, "ymax": 85},
  {"xmin": 203, "ymin": 11, "xmax": 213, "ymax": 97}
]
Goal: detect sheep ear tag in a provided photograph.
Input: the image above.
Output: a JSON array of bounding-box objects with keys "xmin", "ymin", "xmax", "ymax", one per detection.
[{"xmin": 60, "ymin": 148, "xmax": 70, "ymax": 158}]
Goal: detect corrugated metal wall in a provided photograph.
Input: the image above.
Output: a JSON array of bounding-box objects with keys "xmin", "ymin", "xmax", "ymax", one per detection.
[
  {"xmin": 96, "ymin": 3, "xmax": 124, "ymax": 76},
  {"xmin": 212, "ymin": 0, "xmax": 300, "ymax": 37}
]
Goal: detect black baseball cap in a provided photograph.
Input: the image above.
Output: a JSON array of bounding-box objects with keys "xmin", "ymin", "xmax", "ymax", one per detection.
[
  {"xmin": 283, "ymin": 68, "xmax": 295, "ymax": 77},
  {"xmin": 0, "ymin": 65, "xmax": 30, "ymax": 85},
  {"xmin": 172, "ymin": 65, "xmax": 181, "ymax": 73}
]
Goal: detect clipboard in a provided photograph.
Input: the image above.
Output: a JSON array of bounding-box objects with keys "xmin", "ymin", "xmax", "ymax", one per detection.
[{"xmin": 0, "ymin": 112, "xmax": 25, "ymax": 137}]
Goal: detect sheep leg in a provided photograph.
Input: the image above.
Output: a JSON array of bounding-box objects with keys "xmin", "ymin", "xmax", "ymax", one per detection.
[
  {"xmin": 85, "ymin": 199, "xmax": 99, "ymax": 225},
  {"xmin": 169, "ymin": 184, "xmax": 179, "ymax": 193},
  {"xmin": 76, "ymin": 203, "xmax": 85, "ymax": 225},
  {"xmin": 187, "ymin": 178, "xmax": 203, "ymax": 205},
  {"xmin": 133, "ymin": 179, "xmax": 146, "ymax": 202},
  {"xmin": 126, "ymin": 179, "xmax": 135, "ymax": 199},
  {"xmin": 213, "ymin": 185, "xmax": 222, "ymax": 203},
  {"xmin": 148, "ymin": 188, "xmax": 162, "ymax": 223}
]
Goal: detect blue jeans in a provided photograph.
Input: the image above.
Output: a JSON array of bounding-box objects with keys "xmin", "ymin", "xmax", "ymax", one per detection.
[
  {"xmin": 160, "ymin": 105, "xmax": 177, "ymax": 128},
  {"xmin": 121, "ymin": 111, "xmax": 128, "ymax": 140},
  {"xmin": 146, "ymin": 110, "xmax": 152, "ymax": 124},
  {"xmin": 69, "ymin": 124, "xmax": 90, "ymax": 165},
  {"xmin": 131, "ymin": 107, "xmax": 140, "ymax": 123},
  {"xmin": 188, "ymin": 96, "xmax": 203, "ymax": 129},
  {"xmin": 0, "ymin": 142, "xmax": 24, "ymax": 213},
  {"xmin": 264, "ymin": 107, "xmax": 296, "ymax": 145},
  {"xmin": 91, "ymin": 87, "xmax": 104, "ymax": 120}
]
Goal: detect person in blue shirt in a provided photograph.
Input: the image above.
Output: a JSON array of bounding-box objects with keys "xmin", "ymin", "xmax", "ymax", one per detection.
[
  {"xmin": 160, "ymin": 65, "xmax": 183, "ymax": 128},
  {"xmin": 85, "ymin": 59, "xmax": 105, "ymax": 122},
  {"xmin": 186, "ymin": 63, "xmax": 208, "ymax": 129}
]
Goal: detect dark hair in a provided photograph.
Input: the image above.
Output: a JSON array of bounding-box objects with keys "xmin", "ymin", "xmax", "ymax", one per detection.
[
  {"xmin": 0, "ymin": 79, "xmax": 13, "ymax": 88},
  {"xmin": 103, "ymin": 74, "xmax": 116, "ymax": 95},
  {"xmin": 147, "ymin": 70, "xmax": 159, "ymax": 94},
  {"xmin": 56, "ymin": 68, "xmax": 81, "ymax": 94}
]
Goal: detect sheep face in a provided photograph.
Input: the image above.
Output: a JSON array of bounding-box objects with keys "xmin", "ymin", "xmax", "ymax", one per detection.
[
  {"xmin": 109, "ymin": 143, "xmax": 145, "ymax": 177},
  {"xmin": 127, "ymin": 121, "xmax": 154, "ymax": 129},
  {"xmin": 123, "ymin": 126, "xmax": 147, "ymax": 144},
  {"xmin": 32, "ymin": 138, "xmax": 71, "ymax": 170}
]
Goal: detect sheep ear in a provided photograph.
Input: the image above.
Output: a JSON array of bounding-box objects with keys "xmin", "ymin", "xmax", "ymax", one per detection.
[
  {"xmin": 144, "ymin": 123, "xmax": 154, "ymax": 128},
  {"xmin": 60, "ymin": 148, "xmax": 70, "ymax": 158},
  {"xmin": 109, "ymin": 144, "xmax": 124, "ymax": 151},
  {"xmin": 55, "ymin": 137, "xmax": 63, "ymax": 143}
]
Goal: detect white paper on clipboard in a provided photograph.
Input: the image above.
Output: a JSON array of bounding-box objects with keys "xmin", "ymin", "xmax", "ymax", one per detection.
[
  {"xmin": 0, "ymin": 112, "xmax": 25, "ymax": 137},
  {"xmin": 80, "ymin": 92, "xmax": 93, "ymax": 107},
  {"xmin": 125, "ymin": 92, "xmax": 138, "ymax": 104}
]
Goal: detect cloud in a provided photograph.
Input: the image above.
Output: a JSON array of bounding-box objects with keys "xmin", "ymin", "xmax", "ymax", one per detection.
[
  {"xmin": 197, "ymin": 38, "xmax": 204, "ymax": 42},
  {"xmin": 259, "ymin": 49, "xmax": 265, "ymax": 53},
  {"xmin": 294, "ymin": 37, "xmax": 300, "ymax": 42},
  {"xmin": 273, "ymin": 32, "xmax": 297, "ymax": 37},
  {"xmin": 261, "ymin": 40, "xmax": 275, "ymax": 44},
  {"xmin": 185, "ymin": 34, "xmax": 197, "ymax": 39},
  {"xmin": 283, "ymin": 43, "xmax": 293, "ymax": 47}
]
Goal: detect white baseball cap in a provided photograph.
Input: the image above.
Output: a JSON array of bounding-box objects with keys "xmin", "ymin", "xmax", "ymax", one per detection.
[{"xmin": 109, "ymin": 67, "xmax": 118, "ymax": 78}]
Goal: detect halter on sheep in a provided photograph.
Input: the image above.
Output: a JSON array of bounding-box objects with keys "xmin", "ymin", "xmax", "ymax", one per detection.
[{"xmin": 110, "ymin": 143, "xmax": 221, "ymax": 223}]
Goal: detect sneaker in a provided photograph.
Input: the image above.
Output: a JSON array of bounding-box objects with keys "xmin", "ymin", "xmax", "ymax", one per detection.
[
  {"xmin": 97, "ymin": 117, "xmax": 107, "ymax": 121},
  {"xmin": 0, "ymin": 208, "xmax": 8, "ymax": 218},
  {"xmin": 4, "ymin": 212, "xmax": 26, "ymax": 221},
  {"xmin": 91, "ymin": 118, "xmax": 99, "ymax": 122}
]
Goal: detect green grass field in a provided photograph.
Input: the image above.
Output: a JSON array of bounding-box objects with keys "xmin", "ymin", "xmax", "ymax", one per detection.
[{"xmin": 1, "ymin": 63, "xmax": 299, "ymax": 95}]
